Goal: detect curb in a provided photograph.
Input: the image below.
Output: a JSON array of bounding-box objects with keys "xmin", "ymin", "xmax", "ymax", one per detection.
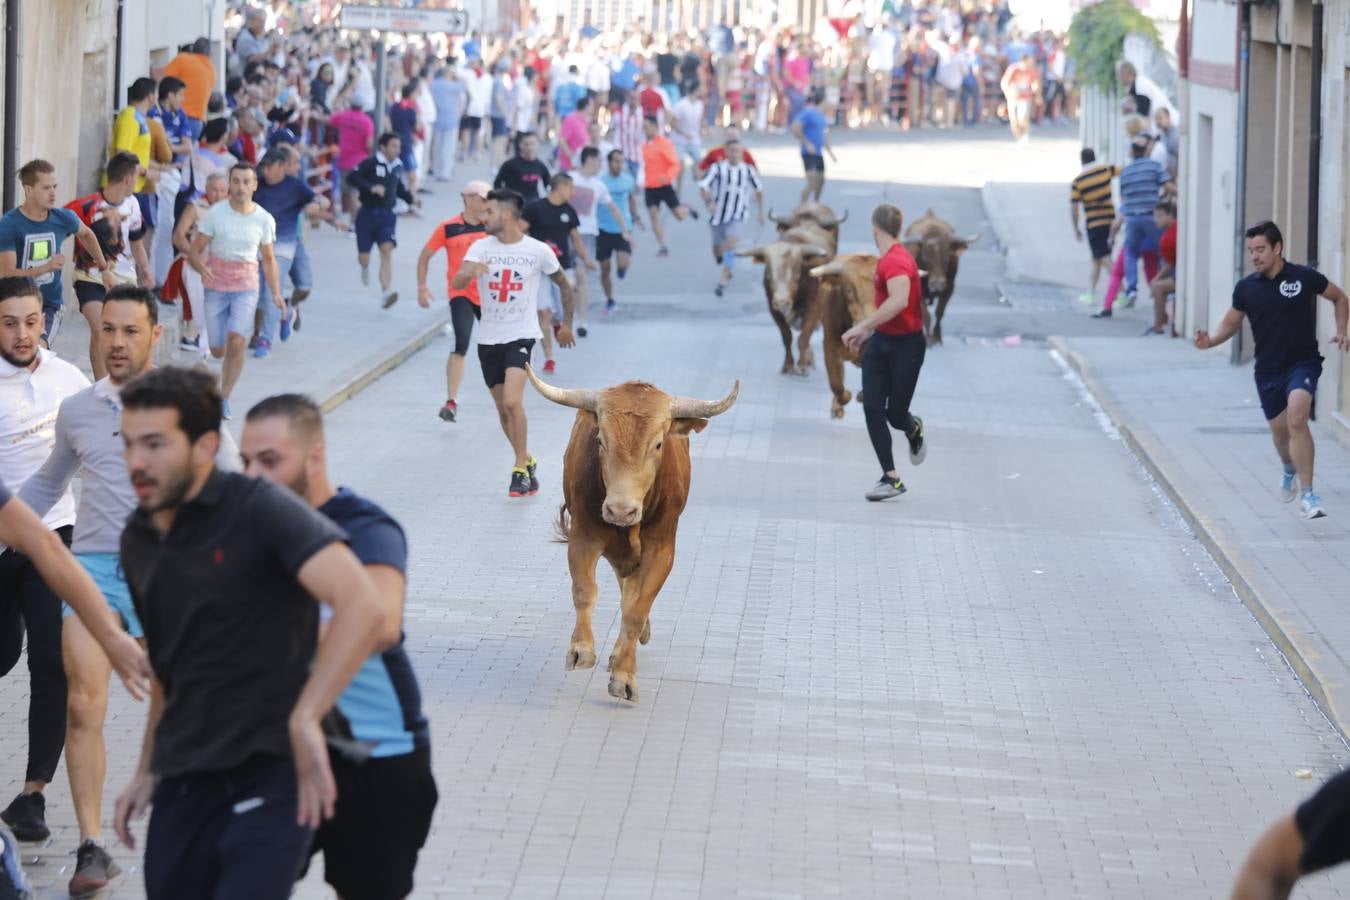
[
  {"xmin": 317, "ymin": 312, "xmax": 449, "ymax": 414},
  {"xmin": 979, "ymin": 182, "xmax": 1025, "ymax": 283},
  {"xmin": 1050, "ymin": 335, "xmax": 1350, "ymax": 742}
]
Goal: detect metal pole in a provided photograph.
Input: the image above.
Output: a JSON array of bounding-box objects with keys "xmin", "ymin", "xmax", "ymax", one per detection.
[
  {"xmin": 371, "ymin": 32, "xmax": 387, "ymax": 133},
  {"xmin": 3, "ymin": 0, "xmax": 19, "ymax": 211},
  {"xmin": 1231, "ymin": 0, "xmax": 1251, "ymax": 364},
  {"xmin": 1307, "ymin": 0, "xmax": 1323, "ymax": 269}
]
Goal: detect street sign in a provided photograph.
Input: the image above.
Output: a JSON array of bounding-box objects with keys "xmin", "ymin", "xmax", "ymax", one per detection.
[{"xmin": 340, "ymin": 5, "xmax": 470, "ymax": 34}]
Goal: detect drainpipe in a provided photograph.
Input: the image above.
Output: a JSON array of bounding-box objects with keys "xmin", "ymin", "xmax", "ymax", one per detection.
[
  {"xmin": 113, "ymin": 0, "xmax": 124, "ymax": 119},
  {"xmin": 1231, "ymin": 0, "xmax": 1251, "ymax": 364},
  {"xmin": 1307, "ymin": 0, "xmax": 1323, "ymax": 270},
  {"xmin": 2, "ymin": 0, "xmax": 19, "ymax": 211}
]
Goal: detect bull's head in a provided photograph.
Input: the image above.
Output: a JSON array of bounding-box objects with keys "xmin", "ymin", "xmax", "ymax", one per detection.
[
  {"xmin": 903, "ymin": 232, "xmax": 978, "ymax": 296},
  {"xmin": 526, "ymin": 369, "xmax": 740, "ymax": 527},
  {"xmin": 739, "ymin": 241, "xmax": 831, "ymax": 319}
]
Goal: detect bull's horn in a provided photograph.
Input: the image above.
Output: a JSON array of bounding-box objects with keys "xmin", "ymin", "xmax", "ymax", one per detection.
[
  {"xmin": 817, "ymin": 208, "xmax": 849, "ymax": 228},
  {"xmin": 958, "ymin": 234, "xmax": 980, "ymax": 245},
  {"xmin": 767, "ymin": 209, "xmax": 790, "ymax": 225},
  {"xmin": 525, "ymin": 365, "xmax": 599, "ymax": 411},
  {"xmin": 670, "ymin": 380, "xmax": 740, "ymax": 419},
  {"xmin": 799, "ymin": 244, "xmax": 830, "ymax": 258},
  {"xmin": 835, "ymin": 209, "xmax": 849, "ymax": 225},
  {"xmin": 809, "ymin": 260, "xmax": 844, "ymax": 277},
  {"xmin": 736, "ymin": 246, "xmax": 766, "ymax": 258}
]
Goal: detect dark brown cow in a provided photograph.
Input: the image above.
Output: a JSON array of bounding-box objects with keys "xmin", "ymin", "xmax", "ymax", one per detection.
[
  {"xmin": 902, "ymin": 209, "xmax": 978, "ymax": 345},
  {"xmin": 528, "ymin": 367, "xmax": 739, "ymax": 703},
  {"xmin": 811, "ymin": 254, "xmax": 878, "ymax": 418},
  {"xmin": 739, "ymin": 221, "xmax": 834, "ymax": 375}
]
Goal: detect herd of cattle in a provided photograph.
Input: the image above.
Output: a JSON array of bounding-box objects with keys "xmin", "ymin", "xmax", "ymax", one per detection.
[
  {"xmin": 738, "ymin": 203, "xmax": 976, "ymax": 418},
  {"xmin": 525, "ymin": 202, "xmax": 976, "ymax": 703}
]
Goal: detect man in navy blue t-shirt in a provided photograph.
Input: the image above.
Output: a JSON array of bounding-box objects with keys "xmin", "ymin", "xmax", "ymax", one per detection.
[
  {"xmin": 1194, "ymin": 220, "xmax": 1350, "ymax": 519},
  {"xmin": 240, "ymin": 394, "xmax": 437, "ymax": 900},
  {"xmin": 251, "ymin": 147, "xmax": 331, "ymax": 355}
]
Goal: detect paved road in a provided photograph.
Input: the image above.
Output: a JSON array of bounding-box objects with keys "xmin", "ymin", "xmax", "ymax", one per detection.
[{"xmin": 6, "ymin": 125, "xmax": 1349, "ymax": 898}]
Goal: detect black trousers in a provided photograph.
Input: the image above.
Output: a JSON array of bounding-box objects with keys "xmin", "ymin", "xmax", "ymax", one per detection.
[
  {"xmin": 145, "ymin": 755, "xmax": 312, "ymax": 900},
  {"xmin": 861, "ymin": 331, "xmax": 926, "ymax": 474},
  {"xmin": 0, "ymin": 525, "xmax": 71, "ymax": 784}
]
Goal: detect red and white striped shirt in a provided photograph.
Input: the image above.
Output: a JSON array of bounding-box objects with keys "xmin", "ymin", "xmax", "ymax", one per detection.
[{"xmin": 615, "ymin": 104, "xmax": 645, "ymax": 161}]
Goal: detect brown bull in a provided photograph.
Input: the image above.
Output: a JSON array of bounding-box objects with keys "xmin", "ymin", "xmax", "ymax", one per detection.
[
  {"xmin": 811, "ymin": 254, "xmax": 878, "ymax": 419},
  {"xmin": 528, "ymin": 367, "xmax": 739, "ymax": 703},
  {"xmin": 902, "ymin": 209, "xmax": 978, "ymax": 345},
  {"xmin": 740, "ymin": 221, "xmax": 834, "ymax": 375}
]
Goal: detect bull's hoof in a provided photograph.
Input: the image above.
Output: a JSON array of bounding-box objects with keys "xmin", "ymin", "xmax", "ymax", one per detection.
[
  {"xmin": 799, "ymin": 349, "xmax": 816, "ymax": 369},
  {"xmin": 608, "ymin": 673, "xmax": 639, "ymax": 702},
  {"xmin": 566, "ymin": 646, "xmax": 597, "ymax": 670},
  {"xmin": 855, "ymin": 390, "xmax": 864, "ymax": 404},
  {"xmin": 831, "ymin": 400, "xmax": 846, "ymax": 419},
  {"xmin": 780, "ymin": 361, "xmax": 794, "ymax": 374},
  {"xmin": 639, "ymin": 619, "xmax": 651, "ymax": 645}
]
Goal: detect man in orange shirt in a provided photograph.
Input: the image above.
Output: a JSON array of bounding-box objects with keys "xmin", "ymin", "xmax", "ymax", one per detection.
[
  {"xmin": 416, "ymin": 180, "xmax": 490, "ymax": 422},
  {"xmin": 640, "ymin": 116, "xmax": 696, "ymax": 257},
  {"xmin": 162, "ymin": 38, "xmax": 217, "ymax": 139}
]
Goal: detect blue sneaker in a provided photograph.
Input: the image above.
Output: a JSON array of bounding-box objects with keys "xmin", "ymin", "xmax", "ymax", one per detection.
[
  {"xmin": 0, "ymin": 822, "xmax": 33, "ymax": 900},
  {"xmin": 254, "ymin": 337, "xmax": 272, "ymax": 359},
  {"xmin": 279, "ymin": 307, "xmax": 292, "ymax": 342},
  {"xmin": 1280, "ymin": 470, "xmax": 1298, "ymax": 503},
  {"xmin": 222, "ymin": 399, "xmax": 232, "ymax": 421},
  {"xmin": 1300, "ymin": 490, "xmax": 1327, "ymax": 520}
]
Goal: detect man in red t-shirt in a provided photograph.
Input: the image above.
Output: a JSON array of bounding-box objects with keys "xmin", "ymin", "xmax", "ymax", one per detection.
[
  {"xmin": 842, "ymin": 203, "xmax": 928, "ymax": 501},
  {"xmin": 1147, "ymin": 200, "xmax": 1178, "ymax": 335},
  {"xmin": 416, "ymin": 180, "xmax": 490, "ymax": 421},
  {"xmin": 638, "ymin": 73, "xmax": 670, "ymax": 127},
  {"xmin": 695, "ymin": 127, "xmax": 759, "ymax": 173}
]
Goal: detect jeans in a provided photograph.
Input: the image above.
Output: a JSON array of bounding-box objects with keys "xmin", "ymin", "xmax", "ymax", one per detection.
[
  {"xmin": 960, "ymin": 79, "xmax": 981, "ymax": 124},
  {"xmin": 258, "ymin": 242, "xmax": 311, "ymax": 344},
  {"xmin": 151, "ymin": 165, "xmax": 184, "ymax": 285},
  {"xmin": 1123, "ymin": 214, "xmax": 1162, "ymax": 295},
  {"xmin": 785, "ymin": 87, "xmax": 805, "ymax": 124},
  {"xmin": 0, "ymin": 526, "xmax": 72, "ymax": 784}
]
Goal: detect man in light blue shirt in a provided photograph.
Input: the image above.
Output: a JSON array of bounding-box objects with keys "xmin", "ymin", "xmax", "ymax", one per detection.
[
  {"xmin": 428, "ymin": 66, "xmax": 466, "ymax": 181},
  {"xmin": 597, "ymin": 149, "xmax": 643, "ymax": 313}
]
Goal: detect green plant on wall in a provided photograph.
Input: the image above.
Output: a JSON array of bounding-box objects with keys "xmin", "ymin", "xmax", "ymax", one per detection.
[{"xmin": 1067, "ymin": 0, "xmax": 1162, "ymax": 92}]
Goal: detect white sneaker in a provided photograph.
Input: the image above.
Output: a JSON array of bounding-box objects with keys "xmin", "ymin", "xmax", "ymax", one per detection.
[
  {"xmin": 1300, "ymin": 490, "xmax": 1327, "ymax": 520},
  {"xmin": 1279, "ymin": 470, "xmax": 1298, "ymax": 503},
  {"xmin": 360, "ymin": 265, "xmax": 370, "ymax": 287},
  {"xmin": 865, "ymin": 476, "xmax": 906, "ymax": 502}
]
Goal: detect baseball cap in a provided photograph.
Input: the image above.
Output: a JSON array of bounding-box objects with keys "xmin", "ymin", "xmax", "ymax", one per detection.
[
  {"xmin": 1131, "ymin": 133, "xmax": 1153, "ymax": 149},
  {"xmin": 462, "ymin": 180, "xmax": 492, "ymax": 198}
]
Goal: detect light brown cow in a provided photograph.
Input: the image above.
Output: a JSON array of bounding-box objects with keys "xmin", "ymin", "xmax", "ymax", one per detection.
[
  {"xmin": 528, "ymin": 367, "xmax": 739, "ymax": 703},
  {"xmin": 902, "ymin": 209, "xmax": 978, "ymax": 345},
  {"xmin": 811, "ymin": 254, "xmax": 878, "ymax": 418},
  {"xmin": 739, "ymin": 220, "xmax": 834, "ymax": 375}
]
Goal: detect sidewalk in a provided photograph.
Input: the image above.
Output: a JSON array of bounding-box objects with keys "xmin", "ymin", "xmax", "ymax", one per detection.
[
  {"xmin": 48, "ymin": 166, "xmax": 483, "ymax": 423},
  {"xmin": 985, "ymin": 179, "xmax": 1350, "ymax": 740}
]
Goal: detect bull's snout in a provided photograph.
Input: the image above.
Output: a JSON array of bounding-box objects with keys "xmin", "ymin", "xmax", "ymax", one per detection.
[
  {"xmin": 602, "ymin": 497, "xmax": 643, "ymax": 527},
  {"xmin": 927, "ymin": 277, "xmax": 947, "ymax": 294},
  {"xmin": 772, "ymin": 292, "xmax": 795, "ymax": 317}
]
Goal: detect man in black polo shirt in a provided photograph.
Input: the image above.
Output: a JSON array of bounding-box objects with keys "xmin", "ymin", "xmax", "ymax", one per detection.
[
  {"xmin": 109, "ymin": 367, "xmax": 386, "ymax": 899},
  {"xmin": 1194, "ymin": 220, "xmax": 1350, "ymax": 520},
  {"xmin": 240, "ymin": 394, "xmax": 437, "ymax": 900}
]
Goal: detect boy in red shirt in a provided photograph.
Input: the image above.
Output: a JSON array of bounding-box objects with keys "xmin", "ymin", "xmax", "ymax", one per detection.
[
  {"xmin": 1147, "ymin": 200, "xmax": 1178, "ymax": 335},
  {"xmin": 842, "ymin": 203, "xmax": 928, "ymax": 501}
]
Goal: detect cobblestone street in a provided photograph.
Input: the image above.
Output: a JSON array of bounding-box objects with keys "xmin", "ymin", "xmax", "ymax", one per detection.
[{"xmin": 5, "ymin": 128, "xmax": 1348, "ymax": 898}]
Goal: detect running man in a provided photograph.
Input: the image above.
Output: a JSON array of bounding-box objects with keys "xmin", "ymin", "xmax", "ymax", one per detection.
[
  {"xmin": 1194, "ymin": 220, "xmax": 1349, "ymax": 519},
  {"xmin": 112, "ymin": 367, "xmax": 387, "ymax": 899},
  {"xmin": 641, "ymin": 116, "xmax": 695, "ymax": 257},
  {"xmin": 840, "ymin": 204, "xmax": 928, "ymax": 501},
  {"xmin": 597, "ymin": 149, "xmax": 643, "ymax": 313},
  {"xmin": 417, "ymin": 180, "xmax": 490, "ymax": 422},
  {"xmin": 569, "ymin": 147, "xmax": 630, "ymax": 336},
  {"xmin": 698, "ymin": 138, "xmax": 763, "ymax": 297},
  {"xmin": 17, "ymin": 286, "xmax": 240, "ymax": 895},
  {"xmin": 452, "ymin": 189, "xmax": 576, "ymax": 498},
  {"xmin": 348, "ymin": 133, "xmax": 418, "ymax": 309},
  {"xmin": 1231, "ymin": 768, "xmax": 1350, "ymax": 899},
  {"xmin": 791, "ymin": 90, "xmax": 835, "ymax": 205},
  {"xmin": 190, "ymin": 162, "xmax": 284, "ymax": 419},
  {"xmin": 524, "ymin": 174, "xmax": 588, "ymax": 367},
  {"xmin": 0, "ymin": 481, "xmax": 150, "ymax": 900},
  {"xmin": 1069, "ymin": 147, "xmax": 1118, "ymax": 307},
  {"xmin": 0, "ymin": 159, "xmax": 116, "ymax": 346},
  {"xmin": 240, "ymin": 395, "xmax": 437, "ymax": 900}
]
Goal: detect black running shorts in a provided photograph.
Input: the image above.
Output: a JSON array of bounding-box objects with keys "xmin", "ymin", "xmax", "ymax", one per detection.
[
  {"xmin": 595, "ymin": 231, "xmax": 632, "ymax": 261},
  {"xmin": 478, "ymin": 338, "xmax": 535, "ymax": 388},
  {"xmin": 644, "ymin": 184, "xmax": 680, "ymax": 210},
  {"xmin": 310, "ymin": 746, "xmax": 438, "ymax": 900}
]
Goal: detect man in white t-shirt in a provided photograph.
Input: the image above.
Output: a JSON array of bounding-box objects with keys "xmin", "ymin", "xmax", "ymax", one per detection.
[
  {"xmin": 190, "ymin": 163, "xmax": 284, "ymax": 418},
  {"xmin": 569, "ymin": 148, "xmax": 630, "ymax": 336},
  {"xmin": 671, "ymin": 87, "xmax": 706, "ymax": 190},
  {"xmin": 453, "ymin": 188, "xmax": 575, "ymax": 500}
]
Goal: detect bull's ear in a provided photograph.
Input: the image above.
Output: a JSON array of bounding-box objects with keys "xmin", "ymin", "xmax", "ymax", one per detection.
[
  {"xmin": 951, "ymin": 234, "xmax": 979, "ymax": 256},
  {"xmin": 669, "ymin": 418, "xmax": 709, "ymax": 435}
]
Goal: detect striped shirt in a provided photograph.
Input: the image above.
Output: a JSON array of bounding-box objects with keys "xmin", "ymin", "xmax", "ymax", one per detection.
[
  {"xmin": 699, "ymin": 160, "xmax": 763, "ymax": 226},
  {"xmin": 615, "ymin": 105, "xmax": 645, "ymax": 162},
  {"xmin": 1118, "ymin": 158, "xmax": 1171, "ymax": 217},
  {"xmin": 1070, "ymin": 163, "xmax": 1118, "ymax": 230}
]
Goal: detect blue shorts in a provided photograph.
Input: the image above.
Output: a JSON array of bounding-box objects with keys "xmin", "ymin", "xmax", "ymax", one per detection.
[
  {"xmin": 204, "ymin": 288, "xmax": 260, "ymax": 345},
  {"xmin": 399, "ymin": 149, "xmax": 417, "ymax": 173},
  {"xmin": 1255, "ymin": 359, "xmax": 1322, "ymax": 420},
  {"xmin": 63, "ymin": 553, "xmax": 143, "ymax": 638},
  {"xmin": 355, "ymin": 206, "xmax": 397, "ymax": 254},
  {"xmin": 137, "ymin": 192, "xmax": 158, "ymax": 230}
]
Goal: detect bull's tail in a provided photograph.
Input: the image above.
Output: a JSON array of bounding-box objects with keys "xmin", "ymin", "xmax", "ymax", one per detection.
[{"xmin": 553, "ymin": 503, "xmax": 571, "ymax": 544}]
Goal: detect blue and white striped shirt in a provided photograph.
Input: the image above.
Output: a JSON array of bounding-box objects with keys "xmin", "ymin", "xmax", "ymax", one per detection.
[{"xmin": 1118, "ymin": 158, "xmax": 1171, "ymax": 217}]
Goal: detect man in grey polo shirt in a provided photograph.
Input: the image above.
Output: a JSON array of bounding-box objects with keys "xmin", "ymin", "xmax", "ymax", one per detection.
[{"xmin": 18, "ymin": 286, "xmax": 239, "ymax": 895}]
